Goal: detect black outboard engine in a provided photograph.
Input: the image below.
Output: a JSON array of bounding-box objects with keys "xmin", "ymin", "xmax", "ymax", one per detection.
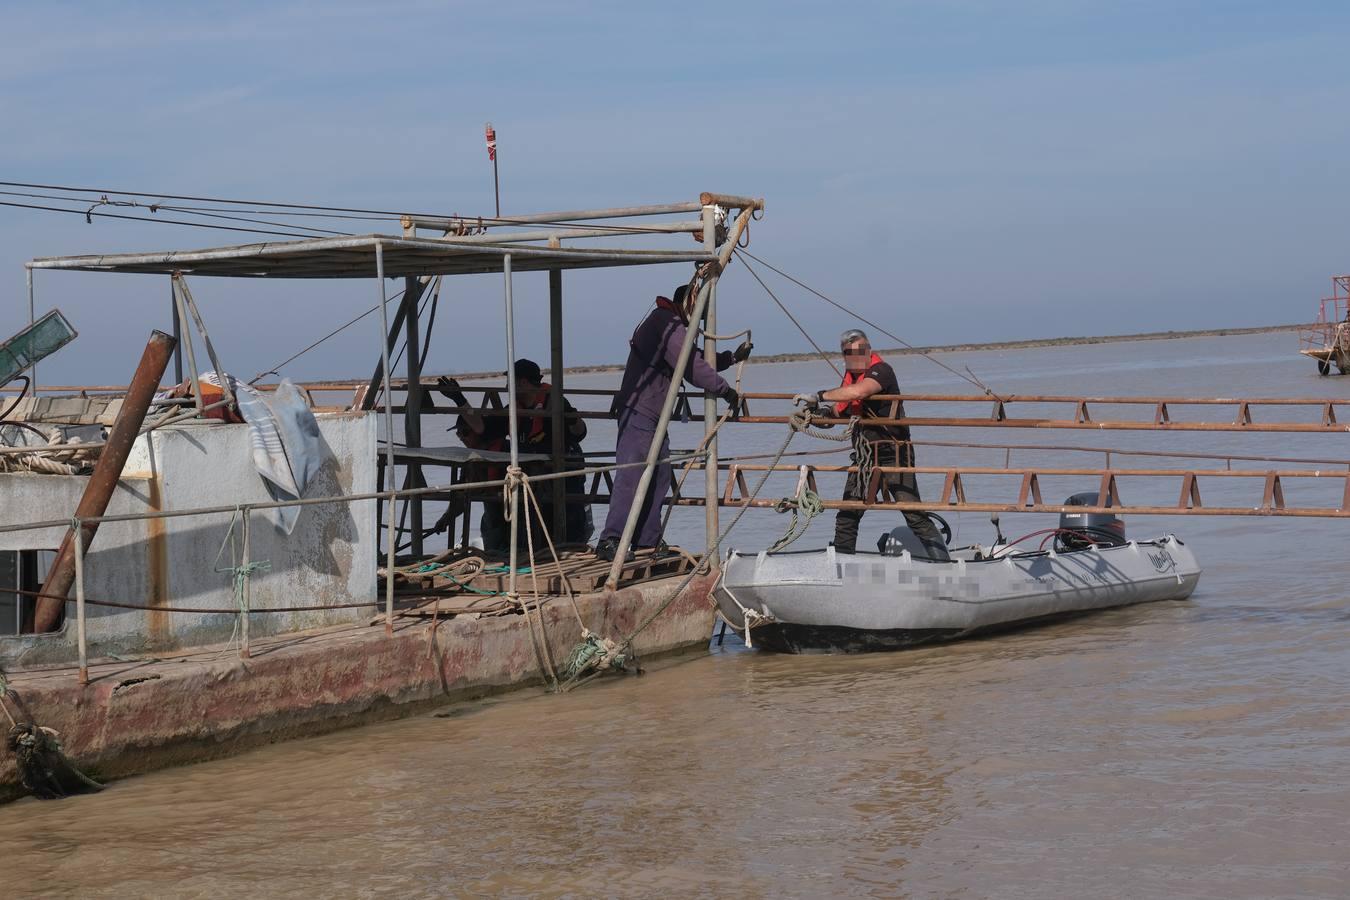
[
  {"xmin": 878, "ymin": 523, "xmax": 951, "ymax": 561},
  {"xmin": 1056, "ymin": 491, "xmax": 1126, "ymax": 551}
]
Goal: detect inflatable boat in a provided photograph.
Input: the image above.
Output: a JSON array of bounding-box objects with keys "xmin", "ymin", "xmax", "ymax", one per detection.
[{"xmin": 714, "ymin": 494, "xmax": 1201, "ymax": 653}]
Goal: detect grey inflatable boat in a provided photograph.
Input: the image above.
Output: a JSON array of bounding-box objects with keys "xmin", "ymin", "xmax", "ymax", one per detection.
[{"xmin": 714, "ymin": 499, "xmax": 1201, "ymax": 653}]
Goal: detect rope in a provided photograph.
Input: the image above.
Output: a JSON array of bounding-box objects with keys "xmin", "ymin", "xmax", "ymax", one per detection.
[
  {"xmin": 6, "ymin": 723, "xmax": 103, "ymax": 799},
  {"xmin": 559, "ymin": 405, "xmax": 849, "ymax": 691},
  {"xmin": 0, "ymin": 669, "xmax": 15, "ymax": 729},
  {"xmin": 0, "ymin": 425, "xmax": 99, "ymax": 475},
  {"xmin": 762, "ymin": 405, "xmax": 860, "ymax": 553},
  {"xmin": 501, "ymin": 466, "xmax": 561, "ymax": 689},
  {"xmin": 768, "ymin": 484, "xmax": 824, "ymax": 552}
]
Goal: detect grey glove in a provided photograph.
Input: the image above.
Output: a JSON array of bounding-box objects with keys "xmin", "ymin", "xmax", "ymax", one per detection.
[
  {"xmin": 732, "ymin": 340, "xmax": 754, "ymax": 364},
  {"xmin": 793, "ymin": 392, "xmax": 822, "ymax": 411}
]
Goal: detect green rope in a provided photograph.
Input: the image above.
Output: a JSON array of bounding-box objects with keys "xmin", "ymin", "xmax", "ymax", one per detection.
[
  {"xmin": 768, "ymin": 485, "xmax": 824, "ymax": 552},
  {"xmin": 230, "ymin": 561, "xmax": 270, "ymax": 612},
  {"xmin": 558, "ymin": 632, "xmax": 627, "ymax": 683},
  {"xmin": 445, "ymin": 574, "xmax": 505, "ymax": 597}
]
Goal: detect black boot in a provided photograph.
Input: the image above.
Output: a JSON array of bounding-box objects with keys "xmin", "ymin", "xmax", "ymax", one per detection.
[{"xmin": 595, "ymin": 537, "xmax": 634, "ymax": 563}]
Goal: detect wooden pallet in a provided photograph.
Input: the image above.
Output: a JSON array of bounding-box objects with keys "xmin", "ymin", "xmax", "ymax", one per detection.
[{"xmin": 391, "ymin": 546, "xmax": 695, "ymax": 617}]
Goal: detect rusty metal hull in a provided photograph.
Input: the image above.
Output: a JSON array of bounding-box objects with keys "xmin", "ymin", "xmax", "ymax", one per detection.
[{"xmin": 0, "ymin": 573, "xmax": 717, "ymax": 803}]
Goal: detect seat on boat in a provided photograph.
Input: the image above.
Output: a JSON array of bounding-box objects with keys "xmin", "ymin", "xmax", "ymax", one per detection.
[{"xmin": 877, "ymin": 523, "xmax": 950, "ymax": 562}]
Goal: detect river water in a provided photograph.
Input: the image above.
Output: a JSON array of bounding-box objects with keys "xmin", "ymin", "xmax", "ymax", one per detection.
[{"xmin": 3, "ymin": 332, "xmax": 1349, "ymax": 897}]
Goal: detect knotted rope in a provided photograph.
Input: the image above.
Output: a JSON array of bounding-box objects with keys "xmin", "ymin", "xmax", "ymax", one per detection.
[
  {"xmin": 6, "ymin": 723, "xmax": 103, "ymax": 799},
  {"xmin": 768, "ymin": 483, "xmax": 825, "ymax": 553},
  {"xmin": 0, "ymin": 426, "xmax": 100, "ymax": 475},
  {"xmin": 2, "ymin": 665, "xmax": 102, "ymax": 799}
]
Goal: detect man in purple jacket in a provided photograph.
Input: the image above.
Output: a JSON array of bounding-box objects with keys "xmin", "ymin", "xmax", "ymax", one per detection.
[{"xmin": 596, "ymin": 284, "xmax": 752, "ymax": 561}]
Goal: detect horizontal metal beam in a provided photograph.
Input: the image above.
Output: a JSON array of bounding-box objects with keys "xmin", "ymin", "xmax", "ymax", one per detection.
[
  {"xmin": 699, "ymin": 193, "xmax": 765, "ymax": 211},
  {"xmin": 404, "ymin": 221, "xmax": 706, "ymax": 243},
  {"xmin": 734, "ymin": 413, "xmax": 1350, "ymax": 433},
  {"xmin": 399, "ymin": 202, "xmax": 703, "ymax": 232},
  {"xmin": 654, "ymin": 497, "xmax": 1350, "ymax": 518}
]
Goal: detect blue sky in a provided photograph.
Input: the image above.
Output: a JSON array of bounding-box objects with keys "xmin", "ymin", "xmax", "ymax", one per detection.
[{"xmin": 2, "ymin": 1, "xmax": 1348, "ymax": 385}]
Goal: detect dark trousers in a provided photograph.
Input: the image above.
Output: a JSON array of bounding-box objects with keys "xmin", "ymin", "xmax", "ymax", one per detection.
[
  {"xmin": 601, "ymin": 416, "xmax": 671, "ymax": 547},
  {"xmin": 833, "ymin": 440, "xmax": 944, "ymax": 554},
  {"xmin": 538, "ymin": 473, "xmax": 591, "ymax": 544}
]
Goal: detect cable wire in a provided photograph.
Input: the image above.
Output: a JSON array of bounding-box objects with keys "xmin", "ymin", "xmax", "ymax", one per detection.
[
  {"xmin": 737, "ymin": 248, "xmax": 1001, "ymax": 398},
  {"xmin": 735, "ymin": 251, "xmax": 842, "ymax": 378}
]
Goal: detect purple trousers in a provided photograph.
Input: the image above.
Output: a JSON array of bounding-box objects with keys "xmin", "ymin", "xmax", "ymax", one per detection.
[{"xmin": 600, "ymin": 416, "xmax": 672, "ymax": 547}]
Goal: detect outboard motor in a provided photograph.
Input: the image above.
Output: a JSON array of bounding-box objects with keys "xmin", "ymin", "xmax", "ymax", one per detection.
[
  {"xmin": 878, "ymin": 523, "xmax": 951, "ymax": 561},
  {"xmin": 1057, "ymin": 491, "xmax": 1126, "ymax": 551}
]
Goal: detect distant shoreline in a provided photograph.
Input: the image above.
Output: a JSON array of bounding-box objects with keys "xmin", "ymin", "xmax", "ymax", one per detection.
[{"xmin": 450, "ymin": 322, "xmax": 1308, "ymax": 380}]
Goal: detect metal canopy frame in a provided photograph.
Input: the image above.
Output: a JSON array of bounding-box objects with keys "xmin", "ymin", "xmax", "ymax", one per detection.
[
  {"xmin": 26, "ymin": 233, "xmax": 716, "ymax": 279},
  {"xmin": 21, "ymin": 192, "xmax": 765, "ymax": 622}
]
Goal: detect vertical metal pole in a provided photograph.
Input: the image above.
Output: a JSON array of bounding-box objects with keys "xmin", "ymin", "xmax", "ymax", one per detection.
[
  {"xmin": 74, "ymin": 518, "xmax": 87, "ymax": 685},
  {"xmin": 171, "ymin": 276, "xmax": 183, "ymax": 384},
  {"xmin": 403, "ymin": 276, "xmax": 424, "ymax": 557},
  {"xmin": 549, "ymin": 268, "xmax": 566, "ymax": 539},
  {"xmin": 240, "ymin": 507, "xmax": 251, "ymax": 660},
  {"xmin": 171, "ymin": 277, "xmax": 205, "ymax": 417},
  {"xmin": 34, "ymin": 331, "xmax": 177, "ymax": 633},
  {"xmin": 375, "ymin": 244, "xmax": 397, "ymax": 635},
  {"xmin": 174, "ymin": 276, "xmax": 234, "ymax": 411},
  {"xmin": 26, "ymin": 267, "xmax": 36, "ymax": 394},
  {"xmin": 503, "ymin": 255, "xmax": 521, "ymax": 599},
  {"xmin": 701, "ymin": 205, "xmax": 720, "ymax": 564}
]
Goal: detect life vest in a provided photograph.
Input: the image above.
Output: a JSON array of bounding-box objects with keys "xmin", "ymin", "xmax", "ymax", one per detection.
[
  {"xmin": 522, "ymin": 384, "xmax": 549, "ymax": 446},
  {"xmin": 835, "ymin": 353, "xmax": 884, "ymax": 417}
]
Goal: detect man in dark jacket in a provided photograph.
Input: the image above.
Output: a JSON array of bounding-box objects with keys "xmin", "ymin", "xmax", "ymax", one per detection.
[
  {"xmin": 796, "ymin": 328, "xmax": 945, "ymax": 556},
  {"xmin": 596, "ymin": 284, "xmax": 751, "ymax": 560}
]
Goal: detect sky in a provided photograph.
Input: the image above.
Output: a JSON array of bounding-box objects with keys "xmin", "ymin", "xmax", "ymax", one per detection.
[{"xmin": 2, "ymin": 0, "xmax": 1348, "ymax": 386}]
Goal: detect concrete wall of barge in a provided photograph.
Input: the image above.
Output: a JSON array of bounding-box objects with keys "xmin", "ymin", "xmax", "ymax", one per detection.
[
  {"xmin": 0, "ymin": 412, "xmax": 377, "ymax": 667},
  {"xmin": 0, "ymin": 570, "xmax": 720, "ymax": 804}
]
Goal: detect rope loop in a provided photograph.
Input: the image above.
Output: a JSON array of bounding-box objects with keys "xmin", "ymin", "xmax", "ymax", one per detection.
[{"xmin": 501, "ymin": 464, "xmax": 527, "ymax": 516}]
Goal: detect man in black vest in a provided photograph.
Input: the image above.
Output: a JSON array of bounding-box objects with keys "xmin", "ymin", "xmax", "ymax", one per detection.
[{"xmin": 796, "ymin": 329, "xmax": 945, "ymax": 555}]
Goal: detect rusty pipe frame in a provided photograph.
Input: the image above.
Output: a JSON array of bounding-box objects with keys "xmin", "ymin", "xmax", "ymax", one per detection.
[
  {"xmin": 34, "ymin": 330, "xmax": 177, "ymax": 633},
  {"xmin": 646, "ymin": 496, "xmax": 1350, "ymax": 518},
  {"xmin": 731, "ymin": 415, "xmax": 1350, "ymax": 434}
]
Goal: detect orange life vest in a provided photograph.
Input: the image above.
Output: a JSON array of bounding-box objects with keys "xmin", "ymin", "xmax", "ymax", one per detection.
[
  {"xmin": 834, "ymin": 353, "xmax": 883, "ymax": 417},
  {"xmin": 523, "ymin": 384, "xmax": 549, "ymax": 446}
]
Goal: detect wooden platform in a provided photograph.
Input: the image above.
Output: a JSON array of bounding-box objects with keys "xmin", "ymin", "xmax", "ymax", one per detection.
[{"xmin": 389, "ymin": 547, "xmax": 698, "ymax": 618}]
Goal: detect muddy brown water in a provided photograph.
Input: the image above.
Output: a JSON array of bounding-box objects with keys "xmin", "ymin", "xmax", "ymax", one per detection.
[{"xmin": 3, "ymin": 333, "xmax": 1350, "ymax": 897}]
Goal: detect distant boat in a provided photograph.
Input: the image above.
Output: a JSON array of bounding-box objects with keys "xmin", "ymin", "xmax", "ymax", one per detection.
[{"xmin": 1298, "ymin": 275, "xmax": 1350, "ymax": 376}]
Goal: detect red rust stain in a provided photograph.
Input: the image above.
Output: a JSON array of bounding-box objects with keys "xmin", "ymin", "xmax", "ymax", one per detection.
[{"xmin": 145, "ymin": 477, "xmax": 169, "ymax": 644}]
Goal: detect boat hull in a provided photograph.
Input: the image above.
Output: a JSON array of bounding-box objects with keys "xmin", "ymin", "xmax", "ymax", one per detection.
[{"xmin": 715, "ymin": 536, "xmax": 1201, "ymax": 654}]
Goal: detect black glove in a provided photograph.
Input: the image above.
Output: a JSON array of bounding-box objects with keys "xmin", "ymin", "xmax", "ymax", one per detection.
[
  {"xmin": 437, "ymin": 375, "xmax": 468, "ymax": 407},
  {"xmin": 732, "ymin": 340, "xmax": 754, "ymax": 364},
  {"xmin": 720, "ymin": 386, "xmax": 742, "ymax": 420}
]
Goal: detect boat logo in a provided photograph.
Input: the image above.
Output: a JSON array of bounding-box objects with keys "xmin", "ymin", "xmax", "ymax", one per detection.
[{"xmin": 1147, "ymin": 548, "xmax": 1177, "ymax": 573}]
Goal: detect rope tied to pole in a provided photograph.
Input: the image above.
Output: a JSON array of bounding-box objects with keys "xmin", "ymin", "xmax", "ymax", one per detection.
[
  {"xmin": 229, "ymin": 560, "xmax": 270, "ymax": 613},
  {"xmin": 769, "ymin": 484, "xmax": 825, "ymax": 553}
]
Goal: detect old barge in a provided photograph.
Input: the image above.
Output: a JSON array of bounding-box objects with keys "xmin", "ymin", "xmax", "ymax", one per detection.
[{"xmin": 1, "ymin": 192, "xmax": 762, "ymax": 800}]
